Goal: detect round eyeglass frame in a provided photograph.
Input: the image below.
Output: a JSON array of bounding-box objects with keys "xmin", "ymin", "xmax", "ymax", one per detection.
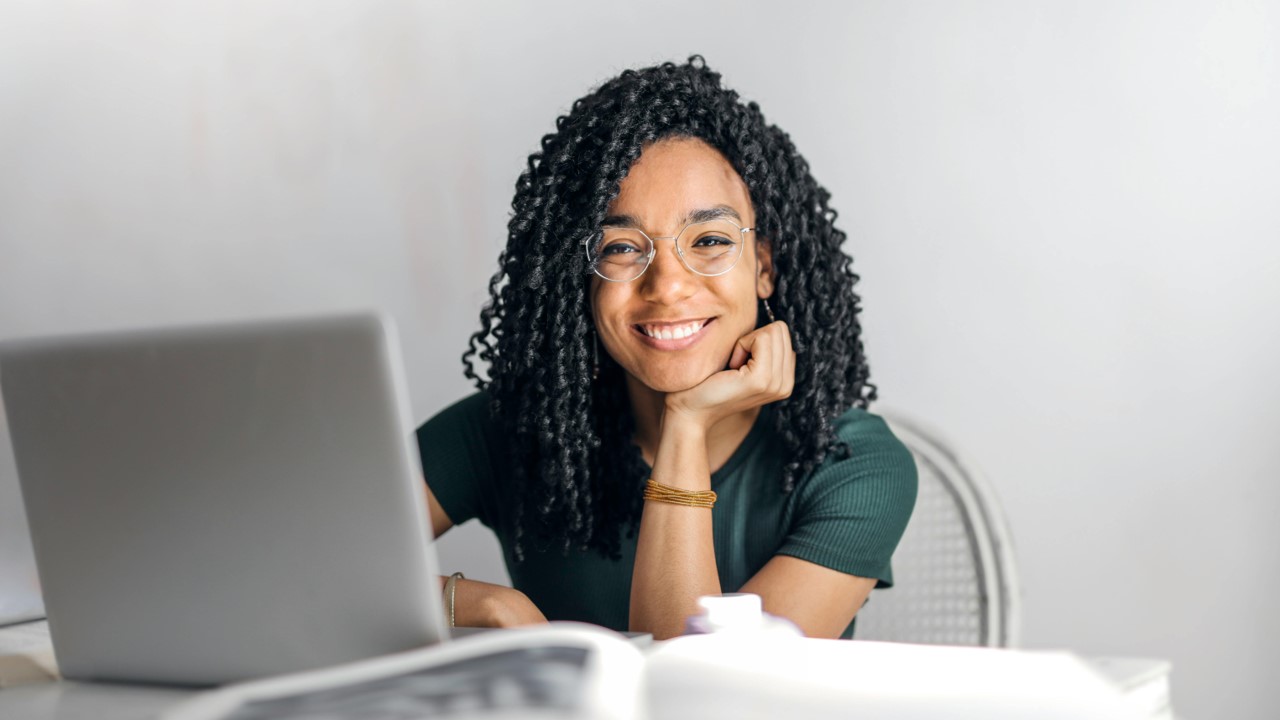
[{"xmin": 584, "ymin": 218, "xmax": 756, "ymax": 283}]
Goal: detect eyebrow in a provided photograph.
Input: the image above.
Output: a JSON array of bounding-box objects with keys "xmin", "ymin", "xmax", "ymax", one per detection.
[{"xmin": 602, "ymin": 204, "xmax": 743, "ymax": 230}]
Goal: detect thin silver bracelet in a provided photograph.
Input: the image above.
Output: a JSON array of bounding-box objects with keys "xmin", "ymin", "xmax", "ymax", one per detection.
[{"xmin": 444, "ymin": 572, "xmax": 465, "ymax": 628}]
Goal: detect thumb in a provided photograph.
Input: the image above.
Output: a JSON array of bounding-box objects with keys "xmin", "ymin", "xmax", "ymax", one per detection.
[{"xmin": 727, "ymin": 332, "xmax": 758, "ymax": 370}]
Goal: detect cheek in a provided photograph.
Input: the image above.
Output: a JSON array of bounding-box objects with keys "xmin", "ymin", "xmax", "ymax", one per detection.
[
  {"xmin": 721, "ymin": 279, "xmax": 763, "ymax": 332},
  {"xmin": 588, "ymin": 279, "xmax": 611, "ymax": 329},
  {"xmin": 589, "ymin": 285, "xmax": 628, "ymax": 352}
]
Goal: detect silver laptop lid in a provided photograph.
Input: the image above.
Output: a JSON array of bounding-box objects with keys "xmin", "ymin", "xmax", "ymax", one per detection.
[{"xmin": 0, "ymin": 313, "xmax": 447, "ymax": 685}]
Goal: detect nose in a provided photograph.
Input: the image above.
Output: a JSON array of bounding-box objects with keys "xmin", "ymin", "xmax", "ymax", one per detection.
[{"xmin": 637, "ymin": 238, "xmax": 695, "ymax": 305}]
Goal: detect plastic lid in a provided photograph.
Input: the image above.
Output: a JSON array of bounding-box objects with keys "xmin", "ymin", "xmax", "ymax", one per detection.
[{"xmin": 696, "ymin": 593, "xmax": 764, "ymax": 630}]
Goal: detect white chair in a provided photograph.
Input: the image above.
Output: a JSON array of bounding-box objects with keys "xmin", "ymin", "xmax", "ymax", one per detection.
[{"xmin": 853, "ymin": 413, "xmax": 1022, "ymax": 647}]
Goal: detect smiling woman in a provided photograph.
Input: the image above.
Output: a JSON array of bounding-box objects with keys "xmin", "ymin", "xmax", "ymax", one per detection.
[{"xmin": 416, "ymin": 57, "xmax": 917, "ymax": 640}]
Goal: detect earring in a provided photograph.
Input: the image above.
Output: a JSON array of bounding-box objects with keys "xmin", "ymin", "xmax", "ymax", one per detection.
[
  {"xmin": 592, "ymin": 333, "xmax": 600, "ymax": 380},
  {"xmin": 763, "ymin": 298, "xmax": 776, "ymax": 324}
]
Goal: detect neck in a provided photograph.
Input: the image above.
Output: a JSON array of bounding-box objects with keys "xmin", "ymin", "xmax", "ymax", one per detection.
[{"xmin": 625, "ymin": 374, "xmax": 762, "ymax": 473}]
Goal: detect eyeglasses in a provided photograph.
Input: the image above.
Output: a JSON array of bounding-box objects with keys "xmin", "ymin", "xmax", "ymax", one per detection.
[{"xmin": 585, "ymin": 218, "xmax": 755, "ymax": 283}]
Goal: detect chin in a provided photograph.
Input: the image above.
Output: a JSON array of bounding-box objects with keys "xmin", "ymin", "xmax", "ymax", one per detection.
[
  {"xmin": 633, "ymin": 362, "xmax": 721, "ymax": 394},
  {"xmin": 645, "ymin": 376, "xmax": 703, "ymax": 394}
]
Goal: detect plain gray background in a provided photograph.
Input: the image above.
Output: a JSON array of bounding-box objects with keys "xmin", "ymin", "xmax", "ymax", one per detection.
[{"xmin": 1, "ymin": 2, "xmax": 1276, "ymax": 718}]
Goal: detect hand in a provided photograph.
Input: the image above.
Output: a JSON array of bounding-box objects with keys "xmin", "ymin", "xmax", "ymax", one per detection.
[
  {"xmin": 449, "ymin": 578, "xmax": 548, "ymax": 628},
  {"xmin": 663, "ymin": 320, "xmax": 796, "ymax": 432}
]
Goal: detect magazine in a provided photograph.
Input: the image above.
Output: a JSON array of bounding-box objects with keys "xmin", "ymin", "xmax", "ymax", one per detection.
[{"xmin": 161, "ymin": 623, "xmax": 645, "ymax": 720}]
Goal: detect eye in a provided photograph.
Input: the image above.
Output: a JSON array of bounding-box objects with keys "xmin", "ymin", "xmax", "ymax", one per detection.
[
  {"xmin": 600, "ymin": 241, "xmax": 642, "ymax": 256},
  {"xmin": 691, "ymin": 234, "xmax": 735, "ymax": 247}
]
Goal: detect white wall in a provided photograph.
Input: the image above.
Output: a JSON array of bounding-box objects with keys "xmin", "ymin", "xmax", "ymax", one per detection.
[{"xmin": 1, "ymin": 2, "xmax": 1276, "ymax": 717}]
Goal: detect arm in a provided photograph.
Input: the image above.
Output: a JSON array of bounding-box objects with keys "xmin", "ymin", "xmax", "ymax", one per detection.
[
  {"xmin": 423, "ymin": 481, "xmax": 547, "ymax": 627},
  {"xmin": 629, "ymin": 321, "xmax": 795, "ymax": 639},
  {"xmin": 627, "ymin": 413, "xmax": 720, "ymax": 637},
  {"xmin": 740, "ymin": 556, "xmax": 877, "ymax": 638}
]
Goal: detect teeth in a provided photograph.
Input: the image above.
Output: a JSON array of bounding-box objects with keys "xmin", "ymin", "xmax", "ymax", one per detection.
[{"xmin": 641, "ymin": 320, "xmax": 705, "ymax": 340}]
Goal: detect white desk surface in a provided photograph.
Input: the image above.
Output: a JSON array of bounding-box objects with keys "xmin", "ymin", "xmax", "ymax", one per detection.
[{"xmin": 0, "ymin": 679, "xmax": 191, "ymax": 720}]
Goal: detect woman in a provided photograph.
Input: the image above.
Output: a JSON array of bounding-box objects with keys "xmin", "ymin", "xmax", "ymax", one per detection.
[{"xmin": 417, "ymin": 57, "xmax": 916, "ymax": 640}]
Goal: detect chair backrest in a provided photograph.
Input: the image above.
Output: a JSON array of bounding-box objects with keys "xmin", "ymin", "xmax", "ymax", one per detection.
[{"xmin": 853, "ymin": 412, "xmax": 1021, "ymax": 647}]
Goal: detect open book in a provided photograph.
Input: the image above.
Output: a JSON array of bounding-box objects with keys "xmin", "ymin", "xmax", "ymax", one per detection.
[
  {"xmin": 161, "ymin": 622, "xmax": 1148, "ymax": 720},
  {"xmin": 162, "ymin": 624, "xmax": 645, "ymax": 720}
]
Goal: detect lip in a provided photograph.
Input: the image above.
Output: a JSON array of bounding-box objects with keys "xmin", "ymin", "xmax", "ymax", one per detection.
[{"xmin": 631, "ymin": 317, "xmax": 715, "ymax": 351}]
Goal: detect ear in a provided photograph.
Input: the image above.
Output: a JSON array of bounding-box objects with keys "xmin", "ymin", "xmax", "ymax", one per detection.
[{"xmin": 755, "ymin": 237, "xmax": 775, "ymax": 299}]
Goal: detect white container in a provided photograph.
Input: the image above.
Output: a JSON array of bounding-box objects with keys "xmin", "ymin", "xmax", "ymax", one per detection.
[{"xmin": 683, "ymin": 593, "xmax": 802, "ymax": 636}]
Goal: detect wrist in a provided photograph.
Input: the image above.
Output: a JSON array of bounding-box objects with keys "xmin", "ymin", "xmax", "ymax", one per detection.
[
  {"xmin": 660, "ymin": 401, "xmax": 713, "ymax": 437},
  {"xmin": 652, "ymin": 411, "xmax": 711, "ymax": 493},
  {"xmin": 656, "ymin": 412, "xmax": 709, "ymax": 462}
]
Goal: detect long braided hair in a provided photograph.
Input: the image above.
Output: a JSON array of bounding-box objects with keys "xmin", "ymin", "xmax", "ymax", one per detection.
[{"xmin": 463, "ymin": 56, "xmax": 874, "ymax": 561}]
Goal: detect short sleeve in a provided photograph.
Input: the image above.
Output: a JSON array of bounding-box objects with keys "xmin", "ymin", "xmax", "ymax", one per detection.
[
  {"xmin": 777, "ymin": 409, "xmax": 918, "ymax": 588},
  {"xmin": 414, "ymin": 391, "xmax": 503, "ymax": 529}
]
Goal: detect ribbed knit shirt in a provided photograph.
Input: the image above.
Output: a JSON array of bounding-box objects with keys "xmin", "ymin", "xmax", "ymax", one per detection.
[{"xmin": 416, "ymin": 392, "xmax": 917, "ymax": 639}]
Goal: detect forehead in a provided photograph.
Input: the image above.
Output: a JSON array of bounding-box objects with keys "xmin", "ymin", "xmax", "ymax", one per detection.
[{"xmin": 608, "ymin": 137, "xmax": 753, "ymax": 232}]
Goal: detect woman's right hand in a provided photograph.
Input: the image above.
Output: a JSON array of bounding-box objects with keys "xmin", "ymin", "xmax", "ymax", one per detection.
[
  {"xmin": 663, "ymin": 320, "xmax": 796, "ymax": 433},
  {"xmin": 448, "ymin": 577, "xmax": 548, "ymax": 628}
]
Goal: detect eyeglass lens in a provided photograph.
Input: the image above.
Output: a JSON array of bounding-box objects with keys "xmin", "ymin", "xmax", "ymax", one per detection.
[{"xmin": 589, "ymin": 220, "xmax": 745, "ymax": 282}]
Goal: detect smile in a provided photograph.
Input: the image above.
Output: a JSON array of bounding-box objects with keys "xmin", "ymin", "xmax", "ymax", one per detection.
[
  {"xmin": 639, "ymin": 319, "xmax": 709, "ymax": 340},
  {"xmin": 631, "ymin": 318, "xmax": 714, "ymax": 350}
]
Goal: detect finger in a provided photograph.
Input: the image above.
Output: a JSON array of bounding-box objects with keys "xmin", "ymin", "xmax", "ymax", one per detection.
[
  {"xmin": 762, "ymin": 324, "xmax": 783, "ymax": 392},
  {"xmin": 768, "ymin": 322, "xmax": 793, "ymax": 399},
  {"xmin": 753, "ymin": 326, "xmax": 784, "ymax": 399},
  {"xmin": 779, "ymin": 321, "xmax": 795, "ymax": 388},
  {"xmin": 727, "ymin": 337, "xmax": 751, "ymax": 370},
  {"xmin": 773, "ymin": 340, "xmax": 793, "ymax": 397},
  {"xmin": 729, "ymin": 327, "xmax": 767, "ymax": 371},
  {"xmin": 753, "ymin": 322, "xmax": 779, "ymax": 391},
  {"xmin": 743, "ymin": 328, "xmax": 776, "ymax": 387}
]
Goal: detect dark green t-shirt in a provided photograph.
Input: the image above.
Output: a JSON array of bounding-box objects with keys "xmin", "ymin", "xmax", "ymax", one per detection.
[{"xmin": 416, "ymin": 392, "xmax": 917, "ymax": 639}]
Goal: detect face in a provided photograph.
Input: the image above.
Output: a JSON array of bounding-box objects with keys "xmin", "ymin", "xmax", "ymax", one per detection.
[{"xmin": 589, "ymin": 137, "xmax": 774, "ymax": 394}]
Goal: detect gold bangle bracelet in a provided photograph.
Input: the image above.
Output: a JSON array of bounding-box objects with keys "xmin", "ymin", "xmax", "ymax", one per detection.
[{"xmin": 643, "ymin": 478, "xmax": 716, "ymax": 508}]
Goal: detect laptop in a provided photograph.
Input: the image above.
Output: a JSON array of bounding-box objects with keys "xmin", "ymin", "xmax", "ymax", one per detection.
[
  {"xmin": 0, "ymin": 403, "xmax": 45, "ymax": 627},
  {"xmin": 0, "ymin": 313, "xmax": 448, "ymax": 685}
]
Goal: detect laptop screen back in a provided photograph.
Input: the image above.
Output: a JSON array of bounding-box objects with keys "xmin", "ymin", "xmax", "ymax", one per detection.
[{"xmin": 0, "ymin": 314, "xmax": 447, "ymax": 684}]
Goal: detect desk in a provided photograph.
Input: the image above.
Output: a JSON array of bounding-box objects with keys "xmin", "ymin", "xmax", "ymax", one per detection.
[
  {"xmin": 1, "ymin": 621, "xmax": 184, "ymax": 720},
  {"xmin": 1, "ymin": 620, "xmax": 1173, "ymax": 720},
  {"xmin": 0, "ymin": 679, "xmax": 189, "ymax": 720}
]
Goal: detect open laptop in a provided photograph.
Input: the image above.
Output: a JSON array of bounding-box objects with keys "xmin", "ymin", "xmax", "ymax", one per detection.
[{"xmin": 0, "ymin": 313, "xmax": 448, "ymax": 686}]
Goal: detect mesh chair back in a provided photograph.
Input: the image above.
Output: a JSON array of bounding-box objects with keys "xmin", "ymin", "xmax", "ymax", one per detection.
[{"xmin": 854, "ymin": 413, "xmax": 1021, "ymax": 647}]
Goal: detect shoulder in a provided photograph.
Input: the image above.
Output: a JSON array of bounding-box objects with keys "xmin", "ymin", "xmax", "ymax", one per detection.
[
  {"xmin": 414, "ymin": 390, "xmax": 503, "ymax": 482},
  {"xmin": 831, "ymin": 407, "xmax": 913, "ymax": 464},
  {"xmin": 796, "ymin": 406, "xmax": 918, "ymax": 512},
  {"xmin": 416, "ymin": 390, "xmax": 495, "ymax": 439}
]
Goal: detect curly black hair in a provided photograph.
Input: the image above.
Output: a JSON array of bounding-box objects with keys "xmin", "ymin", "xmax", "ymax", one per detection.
[{"xmin": 463, "ymin": 56, "xmax": 874, "ymax": 561}]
